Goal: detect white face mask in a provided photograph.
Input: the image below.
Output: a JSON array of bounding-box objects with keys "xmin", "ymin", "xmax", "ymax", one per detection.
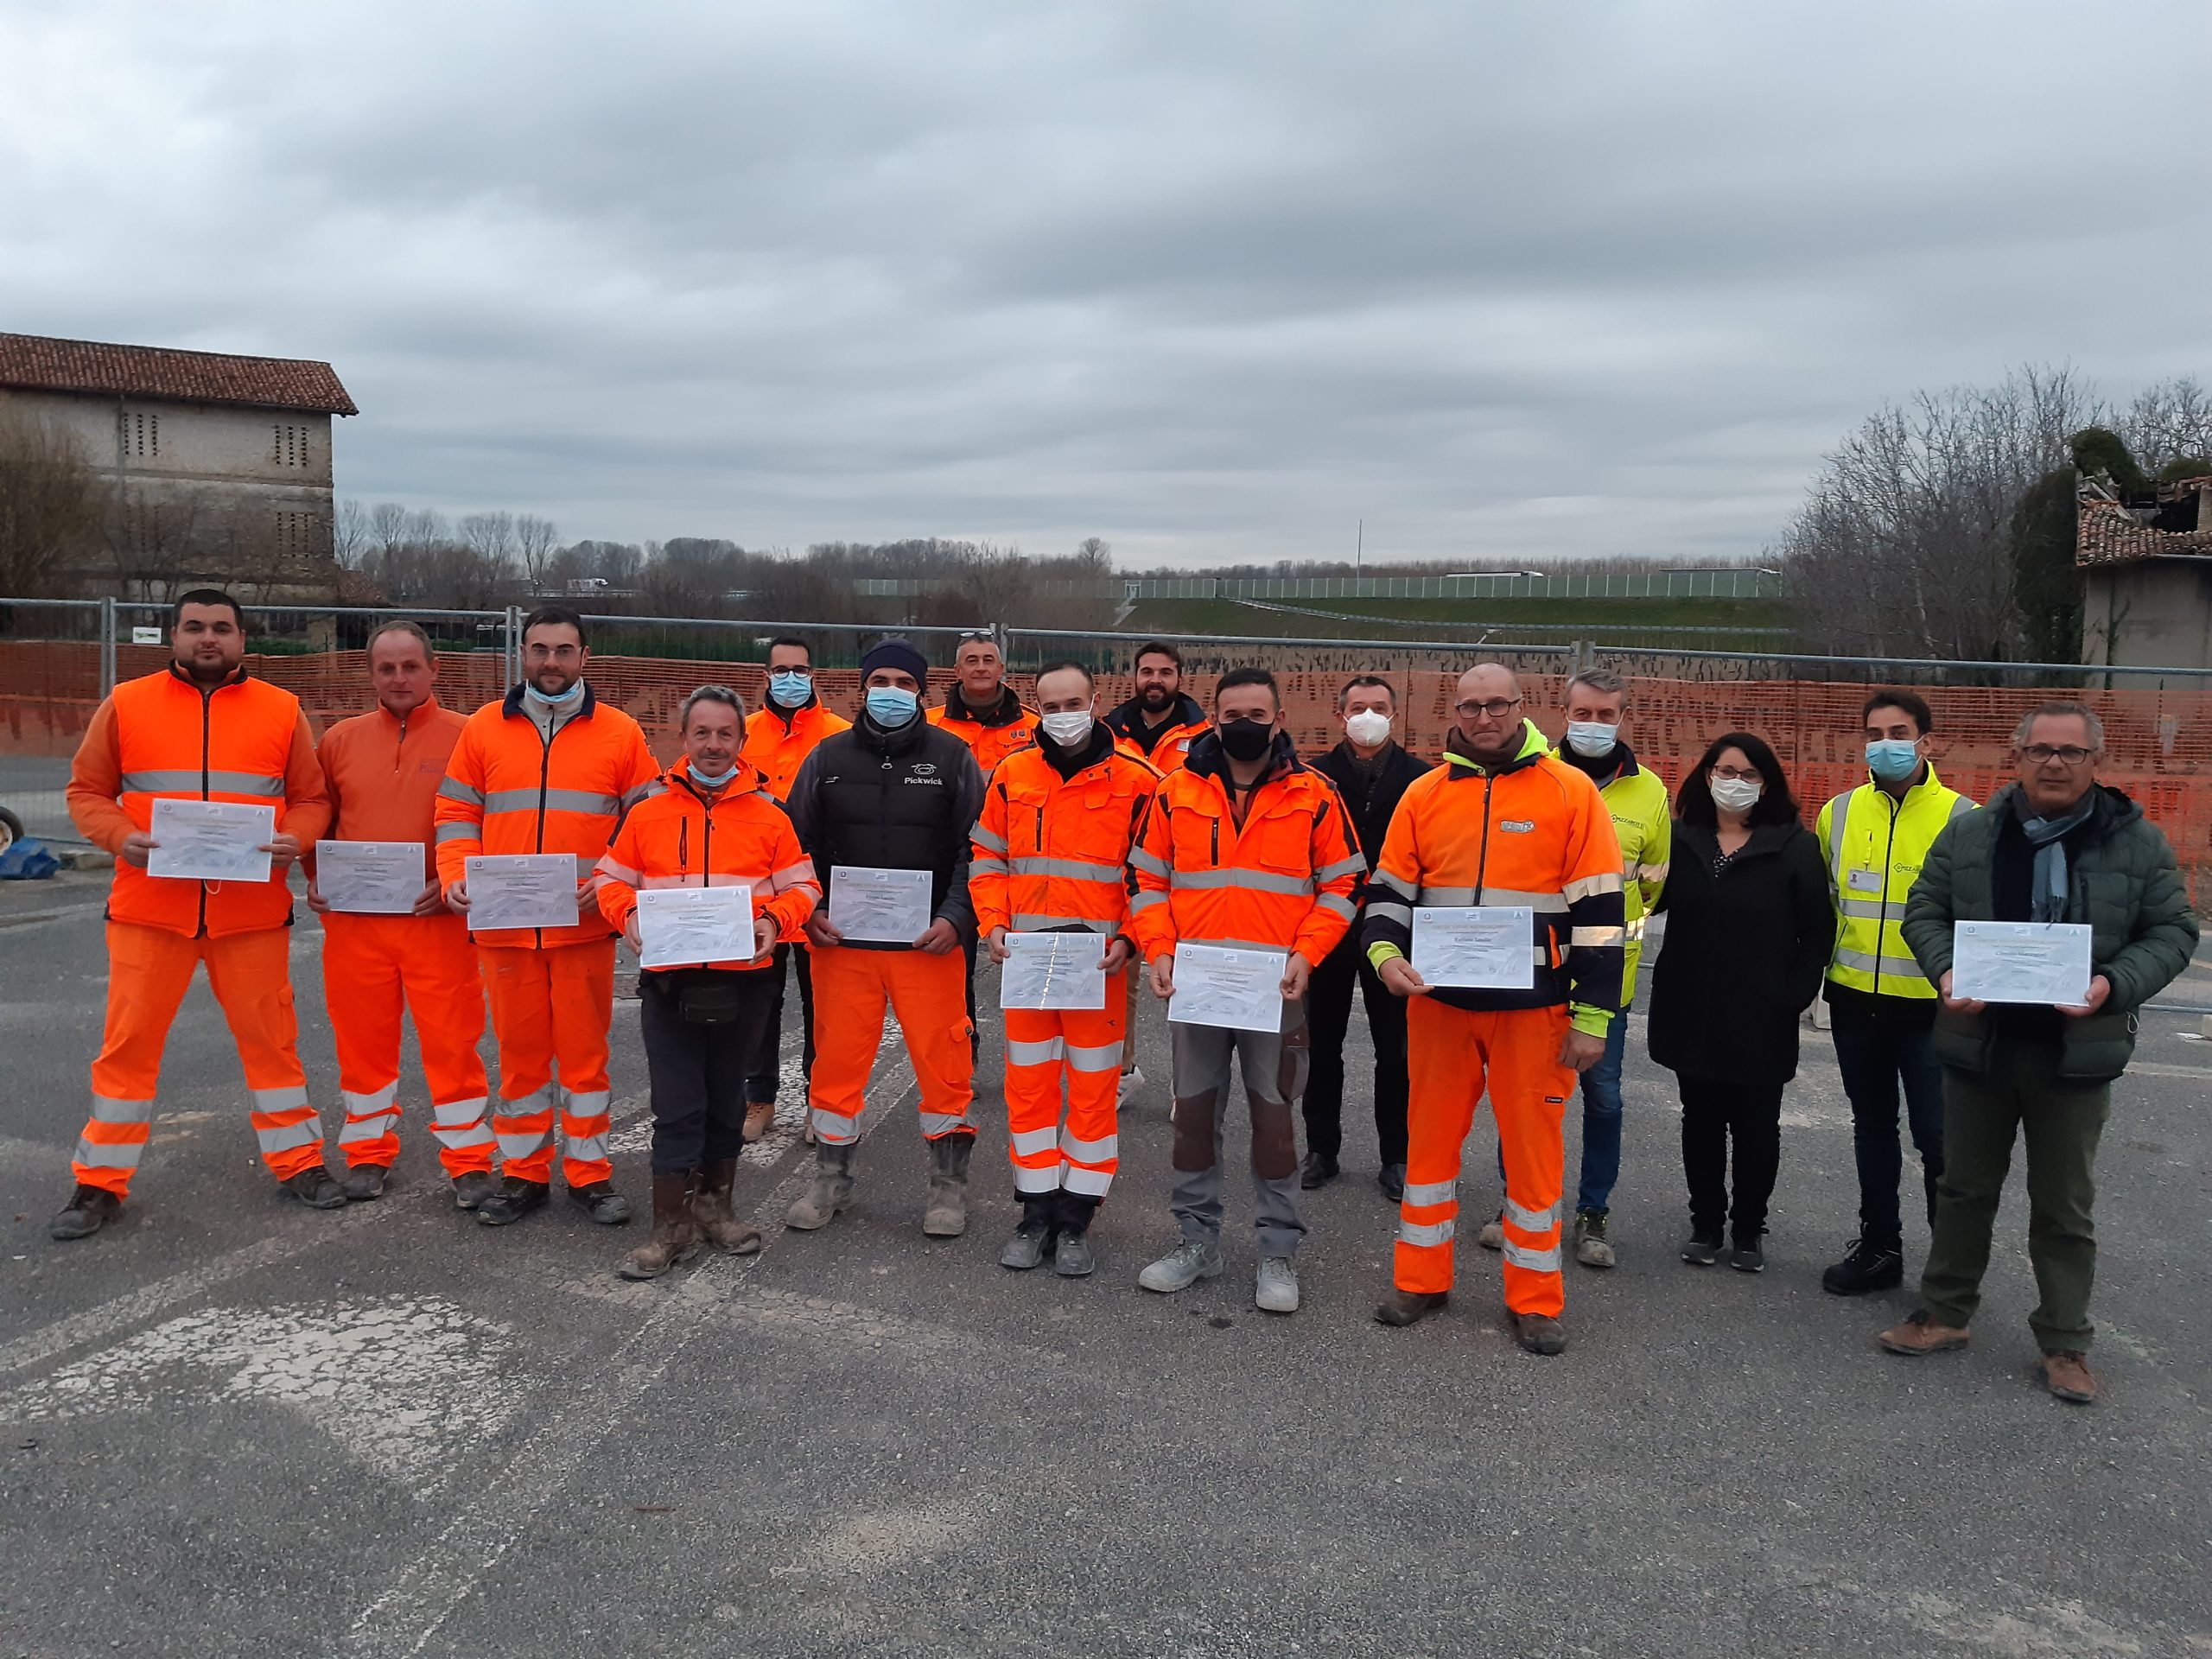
[
  {"xmin": 1039, "ymin": 709, "xmax": 1095, "ymax": 747},
  {"xmin": 1564, "ymin": 721, "xmax": 1618, "ymax": 759},
  {"xmin": 1344, "ymin": 709, "xmax": 1391, "ymax": 747},
  {"xmin": 1708, "ymin": 775, "xmax": 1764, "ymax": 813}
]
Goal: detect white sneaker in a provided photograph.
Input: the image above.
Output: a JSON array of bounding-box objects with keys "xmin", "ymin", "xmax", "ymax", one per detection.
[
  {"xmin": 1138, "ymin": 1237, "xmax": 1223, "ymax": 1293},
  {"xmin": 1255, "ymin": 1255, "xmax": 1300, "ymax": 1314},
  {"xmin": 1121, "ymin": 1064, "xmax": 1146, "ymax": 1092}
]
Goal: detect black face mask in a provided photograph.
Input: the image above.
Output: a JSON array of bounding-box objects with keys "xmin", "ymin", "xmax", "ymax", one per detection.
[{"xmin": 1217, "ymin": 718, "xmax": 1274, "ymax": 762}]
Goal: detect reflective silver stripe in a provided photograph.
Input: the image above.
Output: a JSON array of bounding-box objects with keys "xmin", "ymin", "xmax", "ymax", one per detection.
[
  {"xmin": 436, "ymin": 1123, "xmax": 496, "ymax": 1149},
  {"xmin": 1313, "ymin": 854, "xmax": 1365, "ymax": 882},
  {"xmin": 435, "ymin": 822, "xmax": 477, "ymax": 844},
  {"xmin": 1948, "ymin": 795, "xmax": 1976, "ymax": 820},
  {"xmin": 1010, "ymin": 855, "xmax": 1127, "ymax": 882},
  {"xmin": 1635, "ymin": 861, "xmax": 1670, "ymax": 881},
  {"xmin": 1503, "ymin": 1240, "xmax": 1563, "ymax": 1273},
  {"xmin": 620, "ymin": 781, "xmax": 659, "ymax": 808},
  {"xmin": 432, "ymin": 1096, "xmax": 488, "ymax": 1128},
  {"xmin": 118, "ymin": 768, "xmax": 283, "ymax": 798},
  {"xmin": 252, "ymin": 1085, "xmax": 309, "ymax": 1115},
  {"xmin": 1064, "ymin": 1040, "xmax": 1124, "ymax": 1074},
  {"xmin": 1315, "ymin": 893, "xmax": 1357, "ymax": 922},
  {"xmin": 1062, "ymin": 1164, "xmax": 1114, "ymax": 1196},
  {"xmin": 1398, "ymin": 1217, "xmax": 1456, "ymax": 1248},
  {"xmin": 596, "ymin": 855, "xmax": 643, "ymax": 886},
  {"xmin": 1504, "ymin": 1198, "xmax": 1554, "ymax": 1232},
  {"xmin": 971, "ymin": 824, "xmax": 1009, "ymax": 854},
  {"xmin": 1825, "ymin": 792, "xmax": 1851, "ymax": 887},
  {"xmin": 497, "ymin": 1128, "xmax": 550, "ymax": 1160},
  {"xmin": 340, "ymin": 1084, "xmax": 398, "ymax": 1114},
  {"xmin": 1401, "ymin": 1178, "xmax": 1457, "ymax": 1207},
  {"xmin": 483, "ymin": 787, "xmax": 621, "ymax": 817},
  {"xmin": 1185, "ymin": 937, "xmax": 1290, "ymax": 955},
  {"xmin": 1007, "ymin": 1036, "xmax": 1065, "ymax": 1066},
  {"xmin": 771, "ymin": 859, "xmax": 817, "ymax": 890},
  {"xmin": 918, "ymin": 1112, "xmax": 973, "ymax": 1137},
  {"xmin": 1012, "ymin": 912, "xmax": 1109, "ymax": 932},
  {"xmin": 1561, "ymin": 872, "xmax": 1624, "ymax": 901},
  {"xmin": 563, "ymin": 1089, "xmax": 613, "ymax": 1119},
  {"xmin": 1061, "ymin": 1129, "xmax": 1118, "ymax": 1161},
  {"xmin": 1364, "ymin": 899, "xmax": 1412, "ymax": 925},
  {"xmin": 971, "ymin": 857, "xmax": 1007, "ymax": 877},
  {"xmin": 1128, "ymin": 849, "xmax": 1170, "ymax": 877},
  {"xmin": 256, "ymin": 1117, "xmax": 324, "ymax": 1154},
  {"xmin": 1836, "ymin": 898, "xmax": 1888, "ymax": 919},
  {"xmin": 439, "ymin": 777, "xmax": 484, "ymax": 804},
  {"xmin": 1569, "ymin": 925, "xmax": 1625, "ymax": 947},
  {"xmin": 1417, "ymin": 886, "xmax": 1478, "ymax": 904},
  {"xmin": 563, "ymin": 1133, "xmax": 610, "ymax": 1162},
  {"xmin": 1012, "ymin": 1163, "xmax": 1061, "ymax": 1193},
  {"xmin": 73, "ymin": 1138, "xmax": 143, "ymax": 1169},
  {"xmin": 1169, "ymin": 868, "xmax": 1314, "ymax": 896},
  {"xmin": 1833, "ymin": 946, "xmax": 1929, "ymax": 983},
  {"xmin": 88, "ymin": 1094, "xmax": 152, "ymax": 1124},
  {"xmin": 1370, "ymin": 870, "xmax": 1418, "ymax": 901},
  {"xmin": 1413, "ymin": 886, "xmax": 1568, "ymax": 912},
  {"xmin": 339, "ymin": 1114, "xmax": 397, "ymax": 1143},
  {"xmin": 810, "ymin": 1107, "xmax": 858, "ymax": 1145},
  {"xmin": 1009, "ymin": 1125, "xmax": 1060, "ymax": 1155},
  {"xmin": 1128, "ymin": 891, "xmax": 1168, "ymax": 913}
]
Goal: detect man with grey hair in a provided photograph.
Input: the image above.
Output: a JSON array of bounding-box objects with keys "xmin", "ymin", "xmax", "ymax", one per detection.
[{"xmin": 1878, "ymin": 700, "xmax": 2197, "ymax": 1403}]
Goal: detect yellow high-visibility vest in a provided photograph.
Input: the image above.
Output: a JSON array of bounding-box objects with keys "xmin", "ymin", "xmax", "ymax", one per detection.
[
  {"xmin": 1553, "ymin": 750, "xmax": 1671, "ymax": 1008},
  {"xmin": 1816, "ymin": 765, "xmax": 1975, "ymax": 998}
]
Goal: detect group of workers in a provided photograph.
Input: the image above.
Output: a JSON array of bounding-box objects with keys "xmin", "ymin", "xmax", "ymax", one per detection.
[{"xmin": 49, "ymin": 591, "xmax": 2196, "ymax": 1404}]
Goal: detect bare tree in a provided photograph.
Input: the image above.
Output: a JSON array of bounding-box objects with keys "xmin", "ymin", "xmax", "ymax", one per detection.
[
  {"xmin": 2117, "ymin": 376, "xmax": 2212, "ymax": 477},
  {"xmin": 333, "ymin": 497, "xmax": 370, "ymax": 569},
  {"xmin": 1075, "ymin": 536, "xmax": 1112, "ymax": 573},
  {"xmin": 0, "ymin": 404, "xmax": 103, "ymax": 595},
  {"xmin": 516, "ymin": 512, "xmax": 559, "ymax": 594}
]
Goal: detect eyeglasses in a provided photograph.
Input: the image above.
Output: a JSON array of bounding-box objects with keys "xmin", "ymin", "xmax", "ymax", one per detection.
[
  {"xmin": 2021, "ymin": 745, "xmax": 2095, "ymax": 766},
  {"xmin": 1453, "ymin": 696, "xmax": 1524, "ymax": 721},
  {"xmin": 957, "ymin": 629, "xmax": 995, "ymax": 644},
  {"xmin": 1709, "ymin": 765, "xmax": 1762, "ymax": 782}
]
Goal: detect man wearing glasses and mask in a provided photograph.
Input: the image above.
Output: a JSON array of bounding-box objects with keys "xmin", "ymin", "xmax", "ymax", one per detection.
[{"xmin": 1879, "ymin": 702, "xmax": 2196, "ymax": 1405}]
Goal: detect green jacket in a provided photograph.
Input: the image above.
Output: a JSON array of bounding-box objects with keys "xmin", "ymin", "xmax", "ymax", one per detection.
[{"xmin": 1900, "ymin": 783, "xmax": 2200, "ymax": 1081}]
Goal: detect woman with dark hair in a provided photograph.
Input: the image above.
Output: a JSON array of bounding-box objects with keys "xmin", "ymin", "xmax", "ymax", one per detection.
[{"xmin": 1648, "ymin": 731, "xmax": 1831, "ymax": 1271}]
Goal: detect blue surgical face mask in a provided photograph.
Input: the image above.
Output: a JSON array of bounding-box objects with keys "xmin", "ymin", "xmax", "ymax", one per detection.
[
  {"xmin": 1866, "ymin": 739, "xmax": 1922, "ymax": 783},
  {"xmin": 866, "ymin": 686, "xmax": 919, "ymax": 727},
  {"xmin": 526, "ymin": 676, "xmax": 585, "ymax": 706},
  {"xmin": 690, "ymin": 760, "xmax": 738, "ymax": 787},
  {"xmin": 767, "ymin": 670, "xmax": 812, "ymax": 709}
]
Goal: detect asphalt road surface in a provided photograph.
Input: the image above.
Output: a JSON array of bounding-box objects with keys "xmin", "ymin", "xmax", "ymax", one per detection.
[{"xmin": 3, "ymin": 877, "xmax": 2209, "ymax": 1658}]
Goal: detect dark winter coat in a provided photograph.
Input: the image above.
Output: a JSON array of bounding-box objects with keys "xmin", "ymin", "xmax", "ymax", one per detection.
[{"xmin": 1647, "ymin": 818, "xmax": 1832, "ymax": 1085}]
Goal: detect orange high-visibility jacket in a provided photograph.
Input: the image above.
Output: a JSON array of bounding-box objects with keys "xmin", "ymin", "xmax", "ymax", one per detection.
[
  {"xmin": 433, "ymin": 683, "xmax": 661, "ymax": 949},
  {"xmin": 67, "ymin": 664, "xmax": 329, "ymax": 938},
  {"xmin": 741, "ymin": 699, "xmax": 850, "ymax": 801},
  {"xmin": 928, "ymin": 685, "xmax": 1040, "ymax": 775},
  {"xmin": 595, "ymin": 760, "xmax": 821, "ymax": 970},
  {"xmin": 1125, "ymin": 730, "xmax": 1363, "ymax": 969},
  {"xmin": 1361, "ymin": 719, "xmax": 1626, "ymax": 1036},
  {"xmin": 1104, "ymin": 693, "xmax": 1209, "ymax": 774},
  {"xmin": 313, "ymin": 696, "xmax": 467, "ymax": 882},
  {"xmin": 969, "ymin": 739, "xmax": 1161, "ymax": 937}
]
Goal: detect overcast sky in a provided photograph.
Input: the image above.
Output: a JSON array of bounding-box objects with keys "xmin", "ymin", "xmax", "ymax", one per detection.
[{"xmin": 3, "ymin": 2, "xmax": 2208, "ymax": 569}]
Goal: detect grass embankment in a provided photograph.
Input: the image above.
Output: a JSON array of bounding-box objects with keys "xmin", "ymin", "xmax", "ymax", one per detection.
[{"xmin": 1117, "ymin": 595, "xmax": 1791, "ymax": 641}]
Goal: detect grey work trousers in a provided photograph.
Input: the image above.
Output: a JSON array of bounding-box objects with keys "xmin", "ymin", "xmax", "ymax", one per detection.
[{"xmin": 1168, "ymin": 997, "xmax": 1310, "ymax": 1258}]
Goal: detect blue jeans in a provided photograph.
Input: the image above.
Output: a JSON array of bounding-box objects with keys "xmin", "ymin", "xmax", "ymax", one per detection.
[
  {"xmin": 1831, "ymin": 1019, "xmax": 1945, "ymax": 1250},
  {"xmin": 1491, "ymin": 1008, "xmax": 1629, "ymax": 1215}
]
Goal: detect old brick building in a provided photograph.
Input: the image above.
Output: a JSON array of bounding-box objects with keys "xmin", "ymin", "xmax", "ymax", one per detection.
[{"xmin": 2078, "ymin": 473, "xmax": 2212, "ymax": 669}]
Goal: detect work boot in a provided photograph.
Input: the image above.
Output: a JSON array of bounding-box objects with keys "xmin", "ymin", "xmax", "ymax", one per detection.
[
  {"xmin": 1138, "ymin": 1236, "xmax": 1224, "ymax": 1294},
  {"xmin": 1377, "ymin": 1162, "xmax": 1406, "ymax": 1204},
  {"xmin": 1876, "ymin": 1309, "xmax": 1970, "ymax": 1357},
  {"xmin": 1821, "ymin": 1237, "xmax": 1904, "ymax": 1295},
  {"xmin": 477, "ymin": 1175, "xmax": 550, "ymax": 1228},
  {"xmin": 1680, "ymin": 1229, "xmax": 1722, "ymax": 1267},
  {"xmin": 1300, "ymin": 1152, "xmax": 1338, "ymax": 1190},
  {"xmin": 49, "ymin": 1185, "xmax": 122, "ymax": 1242},
  {"xmin": 1513, "ymin": 1313, "xmax": 1567, "ymax": 1356},
  {"xmin": 283, "ymin": 1167, "xmax": 348, "ymax": 1211},
  {"xmin": 450, "ymin": 1170, "xmax": 498, "ymax": 1211},
  {"xmin": 1375, "ymin": 1287, "xmax": 1448, "ymax": 1327},
  {"xmin": 1573, "ymin": 1209, "xmax": 1616, "ymax": 1268},
  {"xmin": 742, "ymin": 1100, "xmax": 774, "ymax": 1144},
  {"xmin": 1477, "ymin": 1211, "xmax": 1505, "ymax": 1251},
  {"xmin": 340, "ymin": 1163, "xmax": 389, "ymax": 1202},
  {"xmin": 785, "ymin": 1143, "xmax": 854, "ymax": 1231},
  {"xmin": 1000, "ymin": 1197, "xmax": 1056, "ymax": 1271},
  {"xmin": 569, "ymin": 1181, "xmax": 632, "ymax": 1226},
  {"xmin": 690, "ymin": 1159, "xmax": 764, "ymax": 1255},
  {"xmin": 617, "ymin": 1173, "xmax": 702, "ymax": 1281},
  {"xmin": 1255, "ymin": 1255, "xmax": 1300, "ymax": 1314},
  {"xmin": 1052, "ymin": 1191, "xmax": 1099, "ymax": 1277},
  {"xmin": 2041, "ymin": 1350, "xmax": 2099, "ymax": 1404},
  {"xmin": 921, "ymin": 1132, "xmax": 976, "ymax": 1238}
]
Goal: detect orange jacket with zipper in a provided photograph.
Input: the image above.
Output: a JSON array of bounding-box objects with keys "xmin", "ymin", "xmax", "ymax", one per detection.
[
  {"xmin": 312, "ymin": 696, "xmax": 467, "ymax": 882},
  {"xmin": 928, "ymin": 685, "xmax": 1040, "ymax": 775},
  {"xmin": 969, "ymin": 739, "xmax": 1161, "ymax": 938},
  {"xmin": 741, "ymin": 699, "xmax": 850, "ymax": 800}
]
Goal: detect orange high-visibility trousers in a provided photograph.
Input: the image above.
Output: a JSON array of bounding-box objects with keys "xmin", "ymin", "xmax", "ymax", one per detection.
[
  {"xmin": 74, "ymin": 921, "xmax": 322, "ymax": 1197},
  {"xmin": 479, "ymin": 938, "xmax": 615, "ymax": 1187},
  {"xmin": 321, "ymin": 909, "xmax": 489, "ymax": 1175},
  {"xmin": 805, "ymin": 944, "xmax": 974, "ymax": 1145},
  {"xmin": 1004, "ymin": 964, "xmax": 1126, "ymax": 1197},
  {"xmin": 1396, "ymin": 998, "xmax": 1573, "ymax": 1316}
]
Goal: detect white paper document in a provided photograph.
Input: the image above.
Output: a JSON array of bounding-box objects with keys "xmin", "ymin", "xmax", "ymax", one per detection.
[
  {"xmin": 465, "ymin": 854, "xmax": 582, "ymax": 932},
  {"xmin": 147, "ymin": 798, "xmax": 276, "ymax": 883},
  {"xmin": 1412, "ymin": 906, "xmax": 1535, "ymax": 989},
  {"xmin": 1000, "ymin": 931, "xmax": 1108, "ymax": 1011},
  {"xmin": 829, "ymin": 865, "xmax": 933, "ymax": 944},
  {"xmin": 636, "ymin": 884, "xmax": 755, "ymax": 969},
  {"xmin": 315, "ymin": 839, "xmax": 427, "ymax": 914},
  {"xmin": 1167, "ymin": 942, "xmax": 1287, "ymax": 1034},
  {"xmin": 1950, "ymin": 921, "xmax": 2094, "ymax": 1007}
]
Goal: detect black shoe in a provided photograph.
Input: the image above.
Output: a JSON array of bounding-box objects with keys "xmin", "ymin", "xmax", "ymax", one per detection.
[
  {"xmin": 569, "ymin": 1181, "xmax": 632, "ymax": 1226},
  {"xmin": 450, "ymin": 1171, "xmax": 499, "ymax": 1211},
  {"xmin": 1377, "ymin": 1162, "xmax": 1406, "ymax": 1204},
  {"xmin": 340, "ymin": 1164, "xmax": 389, "ymax": 1202},
  {"xmin": 1300, "ymin": 1152, "xmax": 1338, "ymax": 1191},
  {"xmin": 1821, "ymin": 1237, "xmax": 1904, "ymax": 1295},
  {"xmin": 1729, "ymin": 1240, "xmax": 1766, "ymax": 1274},
  {"xmin": 1680, "ymin": 1230, "xmax": 1722, "ymax": 1266},
  {"xmin": 49, "ymin": 1185, "xmax": 122, "ymax": 1242},
  {"xmin": 477, "ymin": 1176, "xmax": 550, "ymax": 1227},
  {"xmin": 283, "ymin": 1167, "xmax": 348, "ymax": 1211}
]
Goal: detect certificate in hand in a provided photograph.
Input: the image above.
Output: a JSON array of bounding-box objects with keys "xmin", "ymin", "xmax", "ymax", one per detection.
[
  {"xmin": 315, "ymin": 839, "xmax": 427, "ymax": 914},
  {"xmin": 1412, "ymin": 906, "xmax": 1535, "ymax": 989},
  {"xmin": 1167, "ymin": 943, "xmax": 1287, "ymax": 1034},
  {"xmin": 637, "ymin": 884, "xmax": 755, "ymax": 969},
  {"xmin": 1950, "ymin": 920, "xmax": 2093, "ymax": 1007},
  {"xmin": 147, "ymin": 798, "xmax": 276, "ymax": 883},
  {"xmin": 829, "ymin": 865, "xmax": 933, "ymax": 944},
  {"xmin": 465, "ymin": 854, "xmax": 582, "ymax": 932},
  {"xmin": 1000, "ymin": 931, "xmax": 1107, "ymax": 1011}
]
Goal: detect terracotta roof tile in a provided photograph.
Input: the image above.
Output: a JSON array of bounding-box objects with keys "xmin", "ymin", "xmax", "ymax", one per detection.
[{"xmin": 0, "ymin": 332, "xmax": 356, "ymax": 416}]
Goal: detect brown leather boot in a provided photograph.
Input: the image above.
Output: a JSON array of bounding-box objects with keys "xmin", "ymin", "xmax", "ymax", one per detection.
[
  {"xmin": 690, "ymin": 1159, "xmax": 765, "ymax": 1255},
  {"xmin": 1513, "ymin": 1313, "xmax": 1567, "ymax": 1355},
  {"xmin": 1877, "ymin": 1310, "xmax": 1971, "ymax": 1356},
  {"xmin": 1374, "ymin": 1287, "xmax": 1449, "ymax": 1327},
  {"xmin": 616, "ymin": 1173, "xmax": 702, "ymax": 1281},
  {"xmin": 742, "ymin": 1101, "xmax": 774, "ymax": 1144},
  {"xmin": 2041, "ymin": 1350, "xmax": 2098, "ymax": 1403}
]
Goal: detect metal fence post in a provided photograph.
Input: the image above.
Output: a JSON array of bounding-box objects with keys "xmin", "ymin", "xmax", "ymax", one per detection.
[
  {"xmin": 504, "ymin": 605, "xmax": 521, "ymax": 686},
  {"xmin": 99, "ymin": 595, "xmax": 117, "ymax": 695}
]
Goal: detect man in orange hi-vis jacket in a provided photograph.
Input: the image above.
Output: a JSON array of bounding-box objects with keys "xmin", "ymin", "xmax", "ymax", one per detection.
[
  {"xmin": 970, "ymin": 658, "xmax": 1161, "ymax": 1279},
  {"xmin": 50, "ymin": 588, "xmax": 338, "ymax": 1242},
  {"xmin": 307, "ymin": 620, "xmax": 490, "ymax": 1208},
  {"xmin": 1363, "ymin": 662, "xmax": 1626, "ymax": 1357},
  {"xmin": 435, "ymin": 604, "xmax": 661, "ymax": 1230}
]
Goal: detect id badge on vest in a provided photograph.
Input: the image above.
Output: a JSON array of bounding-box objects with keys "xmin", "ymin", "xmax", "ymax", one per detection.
[{"xmin": 1847, "ymin": 868, "xmax": 1883, "ymax": 894}]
